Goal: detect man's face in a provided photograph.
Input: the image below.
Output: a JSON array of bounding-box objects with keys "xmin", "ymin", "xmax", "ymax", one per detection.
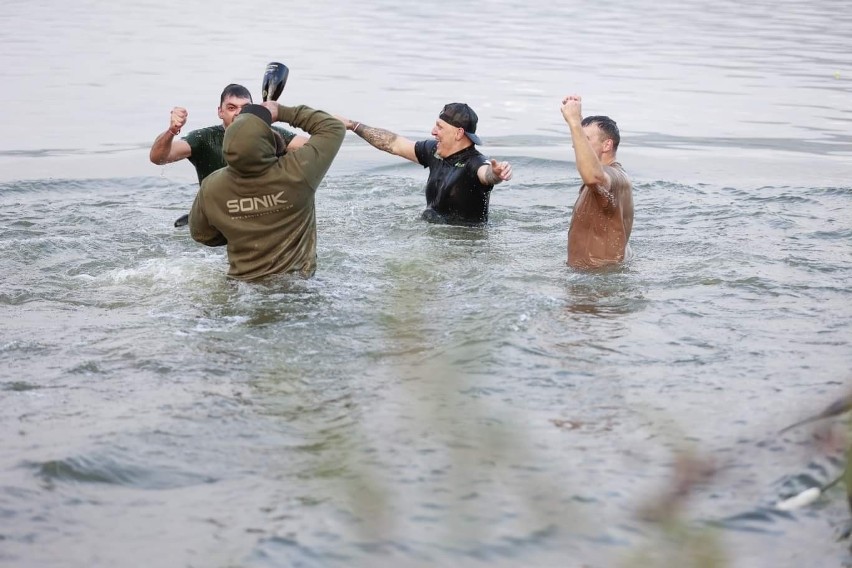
[
  {"xmin": 581, "ymin": 123, "xmax": 611, "ymax": 159},
  {"xmin": 431, "ymin": 118, "xmax": 462, "ymax": 158},
  {"xmin": 218, "ymin": 96, "xmax": 252, "ymax": 128}
]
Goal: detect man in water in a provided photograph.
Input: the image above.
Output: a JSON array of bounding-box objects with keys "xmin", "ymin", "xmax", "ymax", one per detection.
[
  {"xmin": 338, "ymin": 103, "xmax": 512, "ymax": 224},
  {"xmin": 188, "ymin": 103, "xmax": 344, "ymax": 280},
  {"xmin": 560, "ymin": 95, "xmax": 634, "ymax": 269},
  {"xmin": 149, "ymin": 83, "xmax": 309, "ymax": 227}
]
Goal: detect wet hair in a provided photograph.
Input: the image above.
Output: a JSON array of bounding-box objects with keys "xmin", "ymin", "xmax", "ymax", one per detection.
[
  {"xmin": 581, "ymin": 115, "xmax": 620, "ymax": 152},
  {"xmin": 219, "ymin": 83, "xmax": 253, "ymax": 106}
]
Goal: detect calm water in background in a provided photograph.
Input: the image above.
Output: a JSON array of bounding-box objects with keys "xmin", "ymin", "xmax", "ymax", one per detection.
[{"xmin": 1, "ymin": 1, "xmax": 851, "ymax": 567}]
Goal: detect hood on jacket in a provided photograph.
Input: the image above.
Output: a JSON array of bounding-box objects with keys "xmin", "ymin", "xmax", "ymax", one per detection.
[{"xmin": 223, "ymin": 113, "xmax": 278, "ymax": 176}]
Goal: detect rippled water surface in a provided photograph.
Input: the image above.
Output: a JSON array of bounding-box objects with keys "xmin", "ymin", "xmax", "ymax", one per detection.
[{"xmin": 1, "ymin": 1, "xmax": 851, "ymax": 567}]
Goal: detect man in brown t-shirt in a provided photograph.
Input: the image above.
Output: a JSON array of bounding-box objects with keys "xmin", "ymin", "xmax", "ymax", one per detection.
[{"xmin": 560, "ymin": 95, "xmax": 634, "ymax": 269}]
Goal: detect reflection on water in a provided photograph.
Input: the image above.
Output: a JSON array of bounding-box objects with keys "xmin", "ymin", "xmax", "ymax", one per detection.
[
  {"xmin": 563, "ymin": 277, "xmax": 648, "ymax": 318},
  {"xmin": 199, "ymin": 277, "xmax": 329, "ymax": 328}
]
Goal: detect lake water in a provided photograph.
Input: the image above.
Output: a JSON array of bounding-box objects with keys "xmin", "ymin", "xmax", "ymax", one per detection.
[{"xmin": 1, "ymin": 1, "xmax": 851, "ymax": 567}]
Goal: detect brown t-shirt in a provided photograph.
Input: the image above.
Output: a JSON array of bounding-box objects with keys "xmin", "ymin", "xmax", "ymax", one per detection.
[{"xmin": 566, "ymin": 162, "xmax": 634, "ymax": 269}]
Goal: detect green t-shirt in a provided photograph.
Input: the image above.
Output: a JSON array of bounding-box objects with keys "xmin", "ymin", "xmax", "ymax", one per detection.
[{"xmin": 184, "ymin": 124, "xmax": 297, "ymax": 185}]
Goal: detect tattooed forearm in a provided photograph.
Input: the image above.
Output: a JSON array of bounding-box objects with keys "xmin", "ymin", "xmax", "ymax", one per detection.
[{"xmin": 353, "ymin": 123, "xmax": 398, "ymax": 154}]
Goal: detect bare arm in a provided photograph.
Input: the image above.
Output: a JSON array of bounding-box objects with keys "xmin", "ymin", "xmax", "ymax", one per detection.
[
  {"xmin": 561, "ymin": 95, "xmax": 613, "ymax": 208},
  {"xmin": 149, "ymin": 107, "xmax": 192, "ymax": 165},
  {"xmin": 286, "ymin": 135, "xmax": 310, "ymax": 151},
  {"xmin": 149, "ymin": 132, "xmax": 191, "ymax": 164},
  {"xmin": 477, "ymin": 159, "xmax": 513, "ymax": 186},
  {"xmin": 337, "ymin": 116, "xmax": 417, "ymax": 163}
]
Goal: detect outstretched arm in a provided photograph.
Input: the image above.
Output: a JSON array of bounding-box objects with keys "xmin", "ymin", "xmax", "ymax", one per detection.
[
  {"xmin": 560, "ymin": 95, "xmax": 613, "ymax": 207},
  {"xmin": 149, "ymin": 107, "xmax": 192, "ymax": 164},
  {"xmin": 337, "ymin": 116, "xmax": 418, "ymax": 164},
  {"xmin": 477, "ymin": 159, "xmax": 513, "ymax": 186}
]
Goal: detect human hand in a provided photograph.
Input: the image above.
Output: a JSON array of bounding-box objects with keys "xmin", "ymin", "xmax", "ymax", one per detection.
[
  {"xmin": 332, "ymin": 115, "xmax": 357, "ymax": 130},
  {"xmin": 169, "ymin": 107, "xmax": 187, "ymax": 135},
  {"xmin": 560, "ymin": 95, "xmax": 583, "ymax": 126},
  {"xmin": 261, "ymin": 101, "xmax": 279, "ymax": 121},
  {"xmin": 490, "ymin": 159, "xmax": 513, "ymax": 181}
]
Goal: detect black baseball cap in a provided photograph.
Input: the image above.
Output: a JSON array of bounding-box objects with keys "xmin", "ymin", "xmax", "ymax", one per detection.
[{"xmin": 439, "ymin": 103, "xmax": 482, "ymax": 145}]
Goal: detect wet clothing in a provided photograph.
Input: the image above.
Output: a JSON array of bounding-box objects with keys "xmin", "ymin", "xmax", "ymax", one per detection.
[
  {"xmin": 188, "ymin": 105, "xmax": 344, "ymax": 280},
  {"xmin": 567, "ymin": 162, "xmax": 634, "ymax": 269},
  {"xmin": 413, "ymin": 140, "xmax": 493, "ymax": 224},
  {"xmin": 184, "ymin": 124, "xmax": 297, "ymax": 185}
]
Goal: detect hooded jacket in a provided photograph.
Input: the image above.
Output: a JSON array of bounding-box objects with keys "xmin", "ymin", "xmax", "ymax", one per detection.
[{"xmin": 189, "ymin": 105, "xmax": 344, "ymax": 280}]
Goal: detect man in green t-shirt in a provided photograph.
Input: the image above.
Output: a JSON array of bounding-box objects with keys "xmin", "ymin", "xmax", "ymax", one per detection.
[{"xmin": 149, "ymin": 83, "xmax": 309, "ymax": 226}]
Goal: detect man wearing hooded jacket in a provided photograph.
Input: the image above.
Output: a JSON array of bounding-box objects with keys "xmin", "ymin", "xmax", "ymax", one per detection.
[{"xmin": 188, "ymin": 103, "xmax": 344, "ymax": 280}]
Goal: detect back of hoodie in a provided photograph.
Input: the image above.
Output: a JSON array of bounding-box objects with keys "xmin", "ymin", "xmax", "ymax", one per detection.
[{"xmin": 189, "ymin": 105, "xmax": 345, "ymax": 280}]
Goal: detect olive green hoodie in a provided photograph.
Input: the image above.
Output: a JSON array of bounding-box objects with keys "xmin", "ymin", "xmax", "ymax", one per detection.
[{"xmin": 189, "ymin": 105, "xmax": 344, "ymax": 280}]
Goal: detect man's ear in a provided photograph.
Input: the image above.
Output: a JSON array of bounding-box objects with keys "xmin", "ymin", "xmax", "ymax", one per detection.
[
  {"xmin": 217, "ymin": 106, "xmax": 225, "ymax": 120},
  {"xmin": 603, "ymin": 138, "xmax": 614, "ymax": 153}
]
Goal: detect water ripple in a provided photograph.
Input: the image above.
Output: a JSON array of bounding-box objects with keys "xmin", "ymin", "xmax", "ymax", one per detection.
[{"xmin": 28, "ymin": 453, "xmax": 217, "ymax": 490}]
